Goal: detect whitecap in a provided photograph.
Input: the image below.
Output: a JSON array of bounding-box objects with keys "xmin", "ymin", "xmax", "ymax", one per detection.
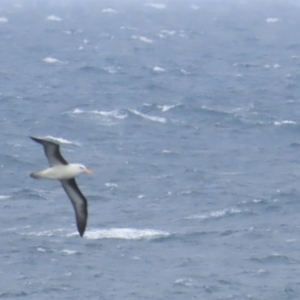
[
  {"xmin": 180, "ymin": 69, "xmax": 189, "ymax": 75},
  {"xmin": 145, "ymin": 3, "xmax": 166, "ymax": 9},
  {"xmin": 74, "ymin": 109, "xmax": 127, "ymax": 119},
  {"xmin": 22, "ymin": 229, "xmax": 63, "ymax": 237},
  {"xmin": 105, "ymin": 182, "xmax": 118, "ymax": 188},
  {"xmin": 102, "ymin": 8, "xmax": 117, "ymax": 13},
  {"xmin": 73, "ymin": 108, "xmax": 83, "ymax": 114},
  {"xmin": 97, "ymin": 110, "xmax": 127, "ymax": 119},
  {"xmin": 266, "ymin": 18, "xmax": 279, "ymax": 23},
  {"xmin": 274, "ymin": 120, "xmax": 296, "ymax": 126},
  {"xmin": 103, "ymin": 66, "xmax": 119, "ymax": 74},
  {"xmin": 0, "ymin": 17, "xmax": 8, "ymax": 23},
  {"xmin": 157, "ymin": 104, "xmax": 180, "ymax": 112},
  {"xmin": 153, "ymin": 66, "xmax": 166, "ymax": 73},
  {"xmin": 158, "ymin": 30, "xmax": 175, "ymax": 38},
  {"xmin": 162, "ymin": 149, "xmax": 172, "ymax": 153},
  {"xmin": 187, "ymin": 208, "xmax": 243, "ymax": 220},
  {"xmin": 47, "ymin": 15, "xmax": 63, "ymax": 22},
  {"xmin": 43, "ymin": 57, "xmax": 65, "ymax": 64},
  {"xmin": 120, "ymin": 25, "xmax": 137, "ymax": 31},
  {"xmin": 81, "ymin": 228, "xmax": 170, "ymax": 240},
  {"xmin": 37, "ymin": 247, "xmax": 47, "ymax": 252},
  {"xmin": 61, "ymin": 249, "xmax": 78, "ymax": 255},
  {"xmin": 132, "ymin": 35, "xmax": 154, "ymax": 44},
  {"xmin": 286, "ymin": 239, "xmax": 296, "ymax": 243},
  {"xmin": 174, "ymin": 278, "xmax": 193, "ymax": 286},
  {"xmin": 129, "ymin": 109, "xmax": 167, "ymax": 123},
  {"xmin": 0, "ymin": 195, "xmax": 11, "ymax": 200},
  {"xmin": 70, "ymin": 109, "xmax": 127, "ymax": 126}
]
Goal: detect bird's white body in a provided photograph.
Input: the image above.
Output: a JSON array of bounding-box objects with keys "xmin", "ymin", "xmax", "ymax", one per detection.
[{"xmin": 32, "ymin": 164, "xmax": 89, "ymax": 180}]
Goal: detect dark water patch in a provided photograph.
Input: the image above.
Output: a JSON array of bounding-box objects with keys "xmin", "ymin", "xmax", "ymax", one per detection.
[
  {"xmin": 12, "ymin": 189, "xmax": 47, "ymax": 201},
  {"xmin": 250, "ymin": 253, "xmax": 299, "ymax": 265},
  {"xmin": 0, "ymin": 291, "xmax": 28, "ymax": 298}
]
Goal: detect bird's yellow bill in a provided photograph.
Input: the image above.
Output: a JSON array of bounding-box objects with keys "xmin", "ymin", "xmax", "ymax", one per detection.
[{"xmin": 84, "ymin": 168, "xmax": 93, "ymax": 174}]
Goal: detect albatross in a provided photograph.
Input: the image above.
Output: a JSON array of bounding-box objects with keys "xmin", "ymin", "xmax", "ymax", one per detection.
[{"xmin": 30, "ymin": 136, "xmax": 92, "ymax": 237}]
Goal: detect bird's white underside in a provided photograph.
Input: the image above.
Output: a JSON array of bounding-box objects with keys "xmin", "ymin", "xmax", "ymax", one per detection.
[{"xmin": 33, "ymin": 164, "xmax": 86, "ymax": 180}]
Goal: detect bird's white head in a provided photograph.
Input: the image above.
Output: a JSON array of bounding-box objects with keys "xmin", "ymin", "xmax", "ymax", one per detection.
[{"xmin": 73, "ymin": 164, "xmax": 93, "ymax": 176}]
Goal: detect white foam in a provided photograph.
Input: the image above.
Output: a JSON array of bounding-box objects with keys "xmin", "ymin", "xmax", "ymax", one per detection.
[
  {"xmin": 43, "ymin": 57, "xmax": 65, "ymax": 64},
  {"xmin": 72, "ymin": 108, "xmax": 166, "ymax": 123},
  {"xmin": 0, "ymin": 17, "xmax": 8, "ymax": 23},
  {"xmin": 71, "ymin": 109, "xmax": 128, "ymax": 126},
  {"xmin": 175, "ymin": 278, "xmax": 193, "ymax": 286},
  {"xmin": 120, "ymin": 25, "xmax": 137, "ymax": 31},
  {"xmin": 266, "ymin": 18, "xmax": 279, "ymax": 23},
  {"xmin": 102, "ymin": 8, "xmax": 117, "ymax": 13},
  {"xmin": 47, "ymin": 15, "xmax": 63, "ymax": 22},
  {"xmin": 274, "ymin": 120, "xmax": 296, "ymax": 126},
  {"xmin": 73, "ymin": 109, "xmax": 127, "ymax": 119},
  {"xmin": 61, "ymin": 249, "xmax": 78, "ymax": 255},
  {"xmin": 158, "ymin": 30, "xmax": 176, "ymax": 38},
  {"xmin": 103, "ymin": 66, "xmax": 119, "ymax": 74},
  {"xmin": 129, "ymin": 109, "xmax": 167, "ymax": 123},
  {"xmin": 100, "ymin": 110, "xmax": 128, "ymax": 119},
  {"xmin": 286, "ymin": 239, "xmax": 297, "ymax": 243},
  {"xmin": 153, "ymin": 66, "xmax": 166, "ymax": 73},
  {"xmin": 132, "ymin": 35, "xmax": 154, "ymax": 44},
  {"xmin": 71, "ymin": 228, "xmax": 170, "ymax": 240},
  {"xmin": 73, "ymin": 108, "xmax": 83, "ymax": 114},
  {"xmin": 23, "ymin": 229, "xmax": 62, "ymax": 237},
  {"xmin": 0, "ymin": 195, "xmax": 11, "ymax": 200},
  {"xmin": 145, "ymin": 3, "xmax": 166, "ymax": 9},
  {"xmin": 105, "ymin": 182, "xmax": 118, "ymax": 188},
  {"xmin": 157, "ymin": 104, "xmax": 179, "ymax": 112},
  {"xmin": 187, "ymin": 208, "xmax": 242, "ymax": 220},
  {"xmin": 37, "ymin": 247, "xmax": 47, "ymax": 252},
  {"xmin": 162, "ymin": 149, "xmax": 172, "ymax": 153},
  {"xmin": 180, "ymin": 69, "xmax": 189, "ymax": 75}
]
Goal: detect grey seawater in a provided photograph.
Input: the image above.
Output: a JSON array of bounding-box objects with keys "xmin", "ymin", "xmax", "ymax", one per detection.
[{"xmin": 1, "ymin": 0, "xmax": 300, "ymax": 299}]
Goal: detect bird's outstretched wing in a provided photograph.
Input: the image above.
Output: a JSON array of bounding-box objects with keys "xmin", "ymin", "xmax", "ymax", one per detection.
[
  {"xmin": 60, "ymin": 178, "xmax": 88, "ymax": 237},
  {"xmin": 30, "ymin": 136, "xmax": 68, "ymax": 166}
]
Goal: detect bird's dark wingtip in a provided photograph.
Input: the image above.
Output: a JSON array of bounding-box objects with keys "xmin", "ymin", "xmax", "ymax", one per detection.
[
  {"xmin": 30, "ymin": 136, "xmax": 42, "ymax": 144},
  {"xmin": 30, "ymin": 172, "xmax": 39, "ymax": 179}
]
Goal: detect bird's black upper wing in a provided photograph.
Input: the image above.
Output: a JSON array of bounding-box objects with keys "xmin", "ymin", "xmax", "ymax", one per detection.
[
  {"xmin": 60, "ymin": 178, "xmax": 88, "ymax": 237},
  {"xmin": 30, "ymin": 136, "xmax": 68, "ymax": 166}
]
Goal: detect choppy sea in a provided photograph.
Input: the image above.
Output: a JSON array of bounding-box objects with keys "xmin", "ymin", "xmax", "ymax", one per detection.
[{"xmin": 1, "ymin": 0, "xmax": 300, "ymax": 299}]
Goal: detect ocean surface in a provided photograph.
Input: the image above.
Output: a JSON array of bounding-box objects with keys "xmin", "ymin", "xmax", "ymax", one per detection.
[{"xmin": 1, "ymin": 0, "xmax": 300, "ymax": 299}]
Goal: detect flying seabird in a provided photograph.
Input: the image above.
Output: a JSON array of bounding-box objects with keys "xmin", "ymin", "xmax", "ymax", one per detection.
[{"xmin": 30, "ymin": 136, "xmax": 92, "ymax": 237}]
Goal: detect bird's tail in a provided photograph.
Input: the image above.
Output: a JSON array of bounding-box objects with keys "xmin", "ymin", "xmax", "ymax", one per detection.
[{"xmin": 30, "ymin": 172, "xmax": 42, "ymax": 179}]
